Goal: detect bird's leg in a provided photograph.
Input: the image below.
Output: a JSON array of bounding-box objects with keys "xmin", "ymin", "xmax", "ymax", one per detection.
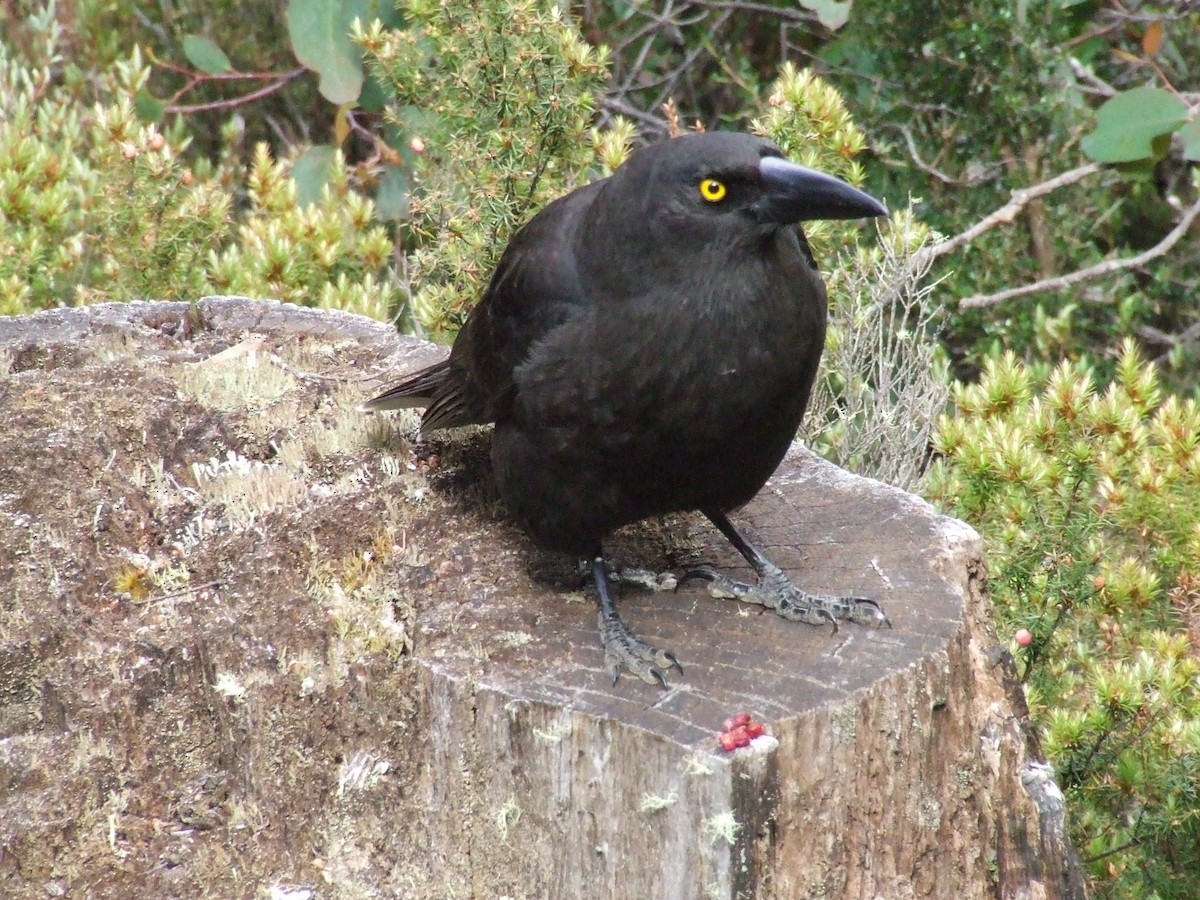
[
  {"xmin": 593, "ymin": 554, "xmax": 683, "ymax": 686},
  {"xmin": 683, "ymin": 509, "xmax": 890, "ymax": 631}
]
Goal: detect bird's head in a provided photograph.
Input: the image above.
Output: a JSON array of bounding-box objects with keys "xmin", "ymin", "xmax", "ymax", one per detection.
[{"xmin": 603, "ymin": 131, "xmax": 885, "ymax": 241}]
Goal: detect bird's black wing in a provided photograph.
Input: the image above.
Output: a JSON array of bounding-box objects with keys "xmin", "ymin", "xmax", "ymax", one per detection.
[{"xmin": 366, "ymin": 178, "xmax": 605, "ymax": 431}]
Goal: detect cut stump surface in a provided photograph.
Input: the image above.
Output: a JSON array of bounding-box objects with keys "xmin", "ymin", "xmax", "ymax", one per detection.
[{"xmin": 0, "ymin": 297, "xmax": 1085, "ymax": 899}]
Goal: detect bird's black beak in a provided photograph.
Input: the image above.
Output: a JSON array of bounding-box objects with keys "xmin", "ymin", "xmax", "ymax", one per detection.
[{"xmin": 757, "ymin": 156, "xmax": 887, "ymax": 224}]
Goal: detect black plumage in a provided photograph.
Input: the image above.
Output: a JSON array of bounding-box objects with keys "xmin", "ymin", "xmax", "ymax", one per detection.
[{"xmin": 365, "ymin": 132, "xmax": 888, "ymax": 685}]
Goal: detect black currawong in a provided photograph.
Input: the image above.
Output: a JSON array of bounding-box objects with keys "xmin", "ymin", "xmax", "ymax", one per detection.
[{"xmin": 364, "ymin": 131, "xmax": 891, "ymax": 686}]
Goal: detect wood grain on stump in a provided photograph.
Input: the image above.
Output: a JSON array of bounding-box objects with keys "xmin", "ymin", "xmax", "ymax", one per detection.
[{"xmin": 0, "ymin": 298, "xmax": 1085, "ymax": 899}]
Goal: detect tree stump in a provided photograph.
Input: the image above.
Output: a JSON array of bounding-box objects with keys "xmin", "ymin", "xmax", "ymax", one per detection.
[{"xmin": 0, "ymin": 298, "xmax": 1085, "ymax": 898}]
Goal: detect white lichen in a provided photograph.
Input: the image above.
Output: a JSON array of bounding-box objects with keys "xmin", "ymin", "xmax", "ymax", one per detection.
[
  {"xmin": 639, "ymin": 791, "xmax": 679, "ymax": 813},
  {"xmin": 702, "ymin": 811, "xmax": 740, "ymax": 846}
]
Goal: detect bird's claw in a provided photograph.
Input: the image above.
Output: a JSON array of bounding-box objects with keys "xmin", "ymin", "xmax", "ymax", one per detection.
[
  {"xmin": 600, "ymin": 612, "xmax": 683, "ymax": 687},
  {"xmin": 680, "ymin": 566, "xmax": 741, "ymax": 598},
  {"xmin": 682, "ymin": 565, "xmax": 887, "ymax": 631},
  {"xmin": 850, "ymin": 597, "xmax": 893, "ymax": 629},
  {"xmin": 611, "ymin": 567, "xmax": 679, "ymax": 592}
]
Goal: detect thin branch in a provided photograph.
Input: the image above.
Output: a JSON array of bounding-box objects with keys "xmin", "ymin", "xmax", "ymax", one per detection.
[
  {"xmin": 926, "ymin": 162, "xmax": 1102, "ymax": 262},
  {"xmin": 959, "ymin": 192, "xmax": 1200, "ymax": 309},
  {"xmin": 154, "ymin": 59, "xmax": 301, "ymax": 82},
  {"xmin": 143, "ymin": 580, "xmax": 223, "ymax": 604},
  {"xmin": 1150, "ymin": 319, "xmax": 1200, "ymax": 365},
  {"xmin": 881, "ymin": 124, "xmax": 1002, "ymax": 186},
  {"xmin": 617, "ymin": 31, "xmax": 660, "ymax": 96},
  {"xmin": 601, "ymin": 96, "xmax": 669, "ymax": 132},
  {"xmin": 1067, "ymin": 56, "xmax": 1118, "ymax": 97},
  {"xmin": 648, "ymin": 9, "xmax": 732, "ymax": 113},
  {"xmin": 164, "ymin": 69, "xmax": 306, "ymax": 115},
  {"xmin": 700, "ymin": 0, "xmax": 814, "ymax": 22}
]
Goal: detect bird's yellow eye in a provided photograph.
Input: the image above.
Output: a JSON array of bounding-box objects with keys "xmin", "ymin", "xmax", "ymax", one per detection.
[{"xmin": 699, "ymin": 178, "xmax": 727, "ymax": 202}]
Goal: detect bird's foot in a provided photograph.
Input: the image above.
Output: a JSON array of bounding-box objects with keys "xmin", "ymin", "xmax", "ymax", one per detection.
[
  {"xmin": 682, "ymin": 565, "xmax": 890, "ymax": 631},
  {"xmin": 600, "ymin": 612, "xmax": 683, "ymax": 687},
  {"xmin": 611, "ymin": 567, "xmax": 679, "ymax": 592}
]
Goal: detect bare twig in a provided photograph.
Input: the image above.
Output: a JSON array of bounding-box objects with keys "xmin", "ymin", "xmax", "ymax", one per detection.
[
  {"xmin": 143, "ymin": 580, "xmax": 223, "ymax": 604},
  {"xmin": 601, "ymin": 97, "xmax": 669, "ymax": 133},
  {"xmin": 1142, "ymin": 321, "xmax": 1200, "ymax": 362},
  {"xmin": 153, "ymin": 56, "xmax": 300, "ymax": 82},
  {"xmin": 1067, "ymin": 56, "xmax": 1118, "ymax": 98},
  {"xmin": 807, "ymin": 223, "xmax": 948, "ymax": 490},
  {"xmin": 700, "ymin": 0, "xmax": 814, "ymax": 22},
  {"xmin": 164, "ymin": 68, "xmax": 307, "ymax": 115},
  {"xmin": 882, "ymin": 124, "xmax": 1002, "ymax": 186},
  {"xmin": 926, "ymin": 162, "xmax": 1103, "ymax": 262},
  {"xmin": 959, "ymin": 192, "xmax": 1200, "ymax": 309},
  {"xmin": 648, "ymin": 11, "xmax": 733, "ymax": 113}
]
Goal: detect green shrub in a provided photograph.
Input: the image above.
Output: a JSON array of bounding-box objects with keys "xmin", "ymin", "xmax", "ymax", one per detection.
[
  {"xmin": 753, "ymin": 62, "xmax": 870, "ymax": 263},
  {"xmin": 927, "ymin": 342, "xmax": 1200, "ymax": 898},
  {"xmin": 0, "ymin": 10, "xmax": 398, "ymax": 318},
  {"xmin": 747, "ymin": 65, "xmax": 948, "ymax": 488},
  {"xmin": 358, "ymin": 0, "xmax": 612, "ymax": 335},
  {"xmin": 831, "ymin": 1, "xmax": 1200, "ymax": 388}
]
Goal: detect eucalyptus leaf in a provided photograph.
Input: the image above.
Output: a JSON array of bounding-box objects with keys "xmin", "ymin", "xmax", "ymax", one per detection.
[
  {"xmin": 287, "ymin": 0, "xmax": 364, "ymax": 104},
  {"xmin": 1081, "ymin": 86, "xmax": 1188, "ymax": 163},
  {"xmin": 182, "ymin": 35, "xmax": 233, "ymax": 74},
  {"xmin": 801, "ymin": 0, "xmax": 852, "ymax": 30},
  {"xmin": 134, "ymin": 88, "xmax": 166, "ymax": 122},
  {"xmin": 1179, "ymin": 117, "xmax": 1200, "ymax": 163},
  {"xmin": 293, "ymin": 145, "xmax": 337, "ymax": 207}
]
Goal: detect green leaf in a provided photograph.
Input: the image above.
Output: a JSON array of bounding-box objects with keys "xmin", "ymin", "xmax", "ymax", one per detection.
[
  {"xmin": 134, "ymin": 89, "xmax": 166, "ymax": 122},
  {"xmin": 1072, "ymin": 36, "xmax": 1109, "ymax": 66},
  {"xmin": 287, "ymin": 0, "xmax": 364, "ymax": 105},
  {"xmin": 610, "ymin": 0, "xmax": 636, "ymax": 21},
  {"xmin": 357, "ymin": 69, "xmax": 395, "ymax": 114},
  {"xmin": 1081, "ymin": 87, "xmax": 1188, "ymax": 163},
  {"xmin": 292, "ymin": 145, "xmax": 337, "ymax": 207},
  {"xmin": 374, "ymin": 164, "xmax": 409, "ymax": 221},
  {"xmin": 1179, "ymin": 117, "xmax": 1200, "ymax": 162},
  {"xmin": 182, "ymin": 35, "xmax": 233, "ymax": 74},
  {"xmin": 801, "ymin": 0, "xmax": 852, "ymax": 30}
]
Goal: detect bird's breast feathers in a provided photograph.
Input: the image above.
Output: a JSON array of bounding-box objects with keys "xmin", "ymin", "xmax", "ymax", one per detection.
[{"xmin": 511, "ymin": 278, "xmax": 819, "ymax": 441}]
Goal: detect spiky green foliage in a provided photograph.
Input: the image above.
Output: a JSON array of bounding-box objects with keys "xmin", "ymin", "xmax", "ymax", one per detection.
[
  {"xmin": 753, "ymin": 63, "xmax": 871, "ymax": 263},
  {"xmin": 752, "ymin": 65, "xmax": 947, "ymax": 487},
  {"xmin": 359, "ymin": 0, "xmax": 611, "ymax": 335},
  {"xmin": 927, "ymin": 342, "xmax": 1200, "ymax": 898},
  {"xmin": 206, "ymin": 144, "xmax": 395, "ymax": 317},
  {"xmin": 1, "ymin": 10, "xmax": 397, "ymax": 319},
  {"xmin": 77, "ymin": 86, "xmax": 232, "ymax": 305},
  {"xmin": 0, "ymin": 5, "xmax": 96, "ymax": 313}
]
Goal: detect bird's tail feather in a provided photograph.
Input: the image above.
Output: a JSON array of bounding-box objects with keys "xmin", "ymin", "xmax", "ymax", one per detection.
[{"xmin": 360, "ymin": 360, "xmax": 449, "ymax": 412}]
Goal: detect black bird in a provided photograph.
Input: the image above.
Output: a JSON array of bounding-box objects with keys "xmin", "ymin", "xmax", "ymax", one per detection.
[{"xmin": 364, "ymin": 131, "xmax": 888, "ymax": 685}]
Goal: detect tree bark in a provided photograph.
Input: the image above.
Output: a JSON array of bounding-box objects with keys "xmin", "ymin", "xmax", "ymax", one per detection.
[{"xmin": 0, "ymin": 298, "xmax": 1086, "ymax": 898}]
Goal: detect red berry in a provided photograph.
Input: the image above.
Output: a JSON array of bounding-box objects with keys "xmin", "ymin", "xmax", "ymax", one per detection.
[
  {"xmin": 746, "ymin": 722, "xmax": 765, "ymax": 739},
  {"xmin": 1015, "ymin": 628, "xmax": 1033, "ymax": 647},
  {"xmin": 719, "ymin": 732, "xmax": 738, "ymax": 752},
  {"xmin": 732, "ymin": 711, "xmax": 752, "ymax": 728},
  {"xmin": 722, "ymin": 717, "xmax": 736, "ymax": 733},
  {"xmin": 732, "ymin": 726, "xmax": 751, "ymax": 748}
]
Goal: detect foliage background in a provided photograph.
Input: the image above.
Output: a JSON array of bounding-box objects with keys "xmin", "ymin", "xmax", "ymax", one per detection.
[{"xmin": 3, "ymin": 0, "xmax": 1199, "ymax": 895}]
